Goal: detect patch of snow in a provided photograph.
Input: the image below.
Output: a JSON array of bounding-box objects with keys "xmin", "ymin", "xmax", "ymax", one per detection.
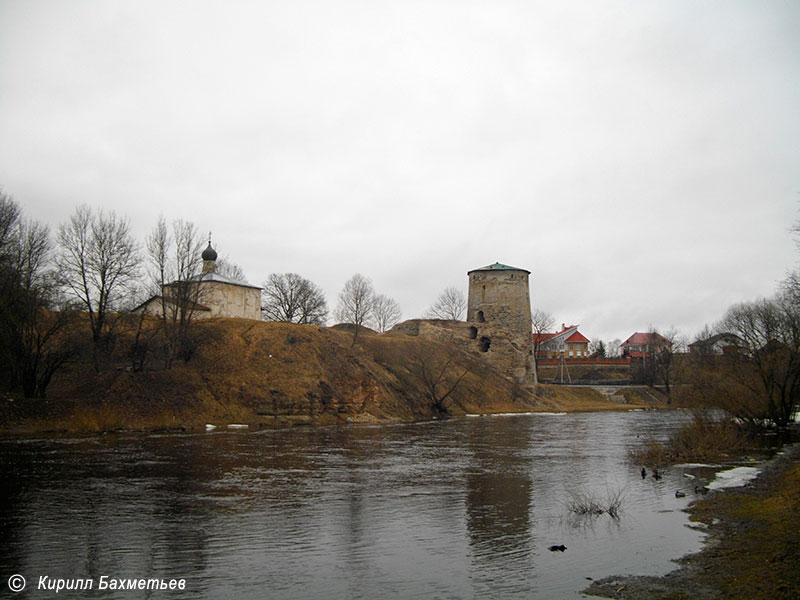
[
  {"xmin": 227, "ymin": 424, "xmax": 249, "ymax": 429},
  {"xmin": 496, "ymin": 412, "xmax": 566, "ymax": 417},
  {"xmin": 707, "ymin": 466, "xmax": 761, "ymax": 490},
  {"xmin": 465, "ymin": 412, "xmax": 567, "ymax": 417},
  {"xmin": 205, "ymin": 424, "xmax": 216, "ymax": 431}
]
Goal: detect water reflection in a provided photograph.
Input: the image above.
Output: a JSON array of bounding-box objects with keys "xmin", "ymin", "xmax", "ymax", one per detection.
[
  {"xmin": 464, "ymin": 418, "xmax": 535, "ymax": 596},
  {"xmin": 0, "ymin": 412, "xmax": 712, "ymax": 599}
]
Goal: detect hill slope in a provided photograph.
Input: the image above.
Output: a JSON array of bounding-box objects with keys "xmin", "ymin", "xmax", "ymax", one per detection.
[{"xmin": 1, "ymin": 319, "xmax": 660, "ymax": 435}]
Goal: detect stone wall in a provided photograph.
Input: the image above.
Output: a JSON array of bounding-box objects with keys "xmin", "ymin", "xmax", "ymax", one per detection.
[
  {"xmin": 391, "ymin": 318, "xmax": 535, "ymax": 385},
  {"xmin": 137, "ymin": 281, "xmax": 262, "ymax": 321},
  {"xmin": 467, "ymin": 270, "xmax": 532, "ymax": 332},
  {"xmin": 465, "ymin": 269, "xmax": 535, "ymax": 385},
  {"xmin": 198, "ymin": 281, "xmax": 261, "ymax": 320}
]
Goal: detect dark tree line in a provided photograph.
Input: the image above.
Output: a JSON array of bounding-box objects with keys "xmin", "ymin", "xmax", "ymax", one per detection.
[
  {"xmin": 0, "ymin": 192, "xmax": 76, "ymax": 397},
  {"xmin": 713, "ymin": 278, "xmax": 800, "ymax": 428}
]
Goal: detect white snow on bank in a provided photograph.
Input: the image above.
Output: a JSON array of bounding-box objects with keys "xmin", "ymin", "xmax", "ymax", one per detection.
[
  {"xmin": 707, "ymin": 466, "xmax": 761, "ymax": 490},
  {"xmin": 464, "ymin": 412, "xmax": 567, "ymax": 417}
]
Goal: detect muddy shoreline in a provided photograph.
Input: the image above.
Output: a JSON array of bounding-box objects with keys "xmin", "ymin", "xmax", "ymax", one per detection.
[{"xmin": 585, "ymin": 441, "xmax": 800, "ymax": 599}]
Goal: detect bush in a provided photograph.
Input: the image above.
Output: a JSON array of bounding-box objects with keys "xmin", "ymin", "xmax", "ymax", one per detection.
[{"xmin": 629, "ymin": 412, "xmax": 752, "ymax": 467}]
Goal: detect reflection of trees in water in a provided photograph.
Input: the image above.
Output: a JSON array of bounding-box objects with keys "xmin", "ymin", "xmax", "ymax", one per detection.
[{"xmin": 0, "ymin": 442, "xmax": 33, "ymax": 578}]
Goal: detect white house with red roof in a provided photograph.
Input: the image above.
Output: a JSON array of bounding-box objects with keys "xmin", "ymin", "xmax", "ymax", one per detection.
[{"xmin": 533, "ymin": 324, "xmax": 591, "ymax": 359}]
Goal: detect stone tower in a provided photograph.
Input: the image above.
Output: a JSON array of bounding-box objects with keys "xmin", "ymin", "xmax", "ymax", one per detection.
[{"xmin": 467, "ymin": 262, "xmax": 535, "ymax": 385}]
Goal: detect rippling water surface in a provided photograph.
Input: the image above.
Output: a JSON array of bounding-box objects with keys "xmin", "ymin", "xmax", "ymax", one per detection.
[{"xmin": 1, "ymin": 411, "xmax": 710, "ymax": 598}]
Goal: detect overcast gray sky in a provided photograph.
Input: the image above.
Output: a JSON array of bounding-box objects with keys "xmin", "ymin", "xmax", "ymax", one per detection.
[{"xmin": 1, "ymin": 0, "xmax": 799, "ymax": 341}]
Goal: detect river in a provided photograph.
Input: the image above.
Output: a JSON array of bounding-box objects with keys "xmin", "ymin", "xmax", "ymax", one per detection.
[{"xmin": 1, "ymin": 411, "xmax": 712, "ymax": 599}]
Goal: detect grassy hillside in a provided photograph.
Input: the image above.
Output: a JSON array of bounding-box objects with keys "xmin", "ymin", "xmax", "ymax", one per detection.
[{"xmin": 1, "ymin": 319, "xmax": 663, "ymax": 435}]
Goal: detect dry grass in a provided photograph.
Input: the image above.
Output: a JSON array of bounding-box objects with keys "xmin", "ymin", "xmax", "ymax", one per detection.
[
  {"xmin": 689, "ymin": 459, "xmax": 800, "ymax": 598},
  {"xmin": 3, "ymin": 319, "xmax": 544, "ymax": 435},
  {"xmin": 566, "ymin": 487, "xmax": 626, "ymax": 519},
  {"xmin": 1, "ymin": 317, "xmax": 682, "ymax": 436},
  {"xmin": 629, "ymin": 412, "xmax": 752, "ymax": 468},
  {"xmin": 538, "ymin": 385, "xmax": 659, "ymax": 412},
  {"xmin": 628, "ymin": 438, "xmax": 674, "ymax": 470}
]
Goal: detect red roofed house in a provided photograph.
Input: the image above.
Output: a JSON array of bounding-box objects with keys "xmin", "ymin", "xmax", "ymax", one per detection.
[
  {"xmin": 620, "ymin": 332, "xmax": 670, "ymax": 359},
  {"xmin": 534, "ymin": 324, "xmax": 591, "ymax": 360}
]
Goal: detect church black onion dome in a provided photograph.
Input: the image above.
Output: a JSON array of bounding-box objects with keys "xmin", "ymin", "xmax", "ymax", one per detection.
[{"xmin": 202, "ymin": 241, "xmax": 217, "ymax": 261}]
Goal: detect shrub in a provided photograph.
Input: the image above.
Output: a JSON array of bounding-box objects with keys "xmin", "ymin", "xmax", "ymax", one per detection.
[{"xmin": 629, "ymin": 412, "xmax": 752, "ymax": 467}]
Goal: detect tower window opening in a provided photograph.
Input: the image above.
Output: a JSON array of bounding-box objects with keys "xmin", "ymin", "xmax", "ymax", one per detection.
[
  {"xmin": 477, "ymin": 310, "xmax": 485, "ymax": 323},
  {"xmin": 468, "ymin": 326, "xmax": 478, "ymax": 339},
  {"xmin": 479, "ymin": 336, "xmax": 491, "ymax": 352}
]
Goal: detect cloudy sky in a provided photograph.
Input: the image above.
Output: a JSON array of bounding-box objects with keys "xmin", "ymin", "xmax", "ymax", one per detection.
[{"xmin": 1, "ymin": 0, "xmax": 798, "ymax": 341}]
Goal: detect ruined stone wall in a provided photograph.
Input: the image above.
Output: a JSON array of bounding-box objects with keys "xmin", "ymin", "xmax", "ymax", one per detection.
[{"xmin": 391, "ymin": 318, "xmax": 535, "ymax": 386}]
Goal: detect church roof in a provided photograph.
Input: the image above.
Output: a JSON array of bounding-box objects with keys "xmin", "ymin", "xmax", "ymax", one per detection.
[
  {"xmin": 166, "ymin": 272, "xmax": 262, "ymax": 290},
  {"xmin": 131, "ymin": 295, "xmax": 212, "ymax": 313},
  {"xmin": 201, "ymin": 241, "xmax": 218, "ymax": 261},
  {"xmin": 195, "ymin": 272, "xmax": 262, "ymax": 289},
  {"xmin": 468, "ymin": 262, "xmax": 530, "ymax": 274}
]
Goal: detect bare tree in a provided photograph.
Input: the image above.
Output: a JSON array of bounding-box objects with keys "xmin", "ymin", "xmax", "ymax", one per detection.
[
  {"xmin": 720, "ymin": 282, "xmax": 800, "ymax": 428},
  {"xmin": 216, "ymin": 256, "xmax": 247, "ymax": 282},
  {"xmin": 372, "ymin": 294, "xmax": 402, "ymax": 332},
  {"xmin": 262, "ymin": 272, "xmax": 328, "ymax": 325},
  {"xmin": 425, "ymin": 287, "xmax": 466, "ymax": 320},
  {"xmin": 146, "ymin": 217, "xmax": 205, "ymax": 368},
  {"xmin": 606, "ymin": 338, "xmax": 622, "ymax": 358},
  {"xmin": 0, "ymin": 188, "xmax": 21, "ymax": 249},
  {"xmin": 56, "ymin": 205, "xmax": 139, "ymax": 350},
  {"xmin": 531, "ymin": 308, "xmax": 554, "ymax": 377},
  {"xmin": 650, "ymin": 327, "xmax": 682, "ymax": 402},
  {"xmin": 0, "ymin": 194, "xmax": 75, "ymax": 397},
  {"xmin": 335, "ymin": 273, "xmax": 376, "ymax": 346},
  {"xmin": 408, "ymin": 349, "xmax": 470, "ymax": 416}
]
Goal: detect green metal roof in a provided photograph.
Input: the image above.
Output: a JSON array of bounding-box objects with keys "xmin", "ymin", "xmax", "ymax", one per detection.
[{"xmin": 468, "ymin": 262, "xmax": 530, "ymax": 274}]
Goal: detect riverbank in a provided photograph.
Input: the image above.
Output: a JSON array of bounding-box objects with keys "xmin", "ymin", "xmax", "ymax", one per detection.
[
  {"xmin": 585, "ymin": 442, "xmax": 800, "ymax": 599},
  {"xmin": 0, "ymin": 319, "xmax": 669, "ymax": 437}
]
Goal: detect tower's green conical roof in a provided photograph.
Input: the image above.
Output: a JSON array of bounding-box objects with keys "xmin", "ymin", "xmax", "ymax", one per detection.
[{"xmin": 468, "ymin": 262, "xmax": 530, "ymax": 274}]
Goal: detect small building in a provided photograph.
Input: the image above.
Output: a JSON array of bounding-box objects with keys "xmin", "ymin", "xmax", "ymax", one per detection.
[
  {"xmin": 135, "ymin": 240, "xmax": 262, "ymax": 321},
  {"xmin": 534, "ymin": 324, "xmax": 590, "ymax": 360},
  {"xmin": 688, "ymin": 333, "xmax": 742, "ymax": 356},
  {"xmin": 620, "ymin": 332, "xmax": 670, "ymax": 359}
]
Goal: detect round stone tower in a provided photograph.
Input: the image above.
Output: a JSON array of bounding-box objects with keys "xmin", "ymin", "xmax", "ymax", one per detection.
[
  {"xmin": 467, "ymin": 262, "xmax": 532, "ymax": 331},
  {"xmin": 467, "ymin": 262, "xmax": 535, "ymax": 385}
]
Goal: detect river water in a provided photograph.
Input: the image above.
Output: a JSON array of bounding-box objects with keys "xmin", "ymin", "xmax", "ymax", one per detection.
[{"xmin": 1, "ymin": 411, "xmax": 713, "ymax": 599}]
